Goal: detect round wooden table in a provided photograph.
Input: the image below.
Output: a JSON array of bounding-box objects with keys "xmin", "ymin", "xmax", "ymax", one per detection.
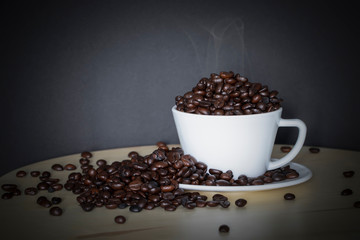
[{"xmin": 0, "ymin": 145, "xmax": 359, "ymax": 240}]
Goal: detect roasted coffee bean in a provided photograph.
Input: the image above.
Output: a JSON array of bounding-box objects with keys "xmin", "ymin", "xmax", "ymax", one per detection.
[
  {"xmin": 30, "ymin": 171, "xmax": 41, "ymax": 177},
  {"xmin": 37, "ymin": 196, "xmax": 52, "ymax": 208},
  {"xmin": 212, "ymin": 194, "xmax": 228, "ymax": 202},
  {"xmin": 51, "ymin": 183, "xmax": 63, "ymax": 191},
  {"xmin": 37, "ymin": 182, "xmax": 50, "ymax": 190},
  {"xmin": 51, "ymin": 197, "xmax": 62, "ymax": 204},
  {"xmin": 272, "ymin": 172, "xmax": 286, "ymax": 181},
  {"xmin": 1, "ymin": 184, "xmax": 17, "ymax": 191},
  {"xmin": 64, "ymin": 164, "xmax": 77, "ymax": 170},
  {"xmin": 42, "ymin": 171, "xmax": 51, "ymax": 178},
  {"xmin": 79, "ymin": 158, "xmax": 90, "ymax": 165},
  {"xmin": 49, "ymin": 207, "xmax": 63, "ymax": 216},
  {"xmin": 2, "ymin": 192, "xmax": 14, "ymax": 200},
  {"xmin": 117, "ymin": 203, "xmax": 128, "ymax": 209},
  {"xmin": 280, "ymin": 146, "xmax": 292, "ymax": 153},
  {"xmin": 206, "ymin": 201, "xmax": 219, "ymax": 207},
  {"xmin": 284, "ymin": 193, "xmax": 295, "ymax": 200},
  {"xmin": 251, "ymin": 179, "xmax": 264, "ymax": 185},
  {"xmin": 309, "ymin": 147, "xmax": 320, "ymax": 153},
  {"xmin": 114, "ymin": 215, "xmax": 126, "ymax": 224},
  {"xmin": 164, "ymin": 205, "xmax": 177, "ymax": 211},
  {"xmin": 129, "ymin": 205, "xmax": 142, "ymax": 213},
  {"xmin": 81, "ymin": 202, "xmax": 95, "ymax": 212},
  {"xmin": 219, "ymin": 200, "xmax": 231, "ymax": 208},
  {"xmin": 219, "ymin": 224, "xmax": 230, "ymax": 233},
  {"xmin": 24, "ymin": 187, "xmax": 38, "ymax": 195},
  {"xmin": 235, "ymin": 198, "xmax": 247, "ymax": 207},
  {"xmin": 16, "ymin": 170, "xmax": 27, "ymax": 177},
  {"xmin": 354, "ymin": 201, "xmax": 360, "ymax": 208},
  {"xmin": 51, "ymin": 164, "xmax": 64, "ymax": 171},
  {"xmin": 286, "ymin": 171, "xmax": 299, "ymax": 179},
  {"xmin": 105, "ymin": 203, "xmax": 118, "ymax": 209},
  {"xmin": 343, "ymin": 171, "xmax": 355, "ymax": 178},
  {"xmin": 341, "ymin": 189, "xmax": 353, "ymax": 196},
  {"xmin": 81, "ymin": 151, "xmax": 93, "ymax": 158},
  {"xmin": 216, "ymin": 180, "xmax": 230, "ymax": 186}
]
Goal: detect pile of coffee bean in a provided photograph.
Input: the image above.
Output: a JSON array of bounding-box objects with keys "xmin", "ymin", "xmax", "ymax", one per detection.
[
  {"xmin": 175, "ymin": 71, "xmax": 282, "ymax": 115},
  {"xmin": 61, "ymin": 142, "xmax": 301, "ymax": 213}
]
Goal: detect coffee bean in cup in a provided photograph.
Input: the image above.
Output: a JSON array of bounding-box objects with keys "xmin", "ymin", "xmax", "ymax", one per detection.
[{"xmin": 175, "ymin": 71, "xmax": 282, "ymax": 115}]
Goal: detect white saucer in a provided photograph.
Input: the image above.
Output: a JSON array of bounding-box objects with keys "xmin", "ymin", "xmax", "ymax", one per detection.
[{"xmin": 179, "ymin": 162, "xmax": 312, "ymax": 192}]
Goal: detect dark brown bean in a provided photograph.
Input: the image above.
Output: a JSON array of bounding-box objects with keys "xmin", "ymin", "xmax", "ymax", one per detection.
[
  {"xmin": 114, "ymin": 215, "xmax": 126, "ymax": 224},
  {"xmin": 354, "ymin": 201, "xmax": 360, "ymax": 208},
  {"xmin": 16, "ymin": 170, "xmax": 27, "ymax": 177},
  {"xmin": 206, "ymin": 201, "xmax": 219, "ymax": 207},
  {"xmin": 1, "ymin": 184, "xmax": 17, "ymax": 191},
  {"xmin": 309, "ymin": 147, "xmax": 320, "ymax": 153},
  {"xmin": 343, "ymin": 171, "xmax": 355, "ymax": 178},
  {"xmin": 284, "ymin": 193, "xmax": 295, "ymax": 200},
  {"xmin": 51, "ymin": 164, "xmax": 64, "ymax": 171},
  {"xmin": 64, "ymin": 164, "xmax": 77, "ymax": 170},
  {"xmin": 212, "ymin": 194, "xmax": 228, "ymax": 202},
  {"xmin": 286, "ymin": 171, "xmax": 299, "ymax": 179},
  {"xmin": 30, "ymin": 171, "xmax": 41, "ymax": 177},
  {"xmin": 24, "ymin": 187, "xmax": 38, "ymax": 195},
  {"xmin": 81, "ymin": 151, "xmax": 93, "ymax": 158},
  {"xmin": 49, "ymin": 207, "xmax": 63, "ymax": 216},
  {"xmin": 51, "ymin": 197, "xmax": 62, "ymax": 204},
  {"xmin": 341, "ymin": 189, "xmax": 353, "ymax": 196},
  {"xmin": 2, "ymin": 192, "xmax": 14, "ymax": 200},
  {"xmin": 219, "ymin": 225, "xmax": 230, "ymax": 233},
  {"xmin": 280, "ymin": 146, "xmax": 292, "ymax": 153},
  {"xmin": 235, "ymin": 198, "xmax": 247, "ymax": 207}
]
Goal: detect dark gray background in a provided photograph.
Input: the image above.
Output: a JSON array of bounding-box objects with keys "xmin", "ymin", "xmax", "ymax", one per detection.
[{"xmin": 2, "ymin": 0, "xmax": 359, "ymax": 176}]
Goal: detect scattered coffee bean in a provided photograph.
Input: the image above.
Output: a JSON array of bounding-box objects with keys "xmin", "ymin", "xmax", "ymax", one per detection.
[
  {"xmin": 219, "ymin": 224, "xmax": 230, "ymax": 233},
  {"xmin": 286, "ymin": 171, "xmax": 299, "ymax": 179},
  {"xmin": 49, "ymin": 207, "xmax": 63, "ymax": 216},
  {"xmin": 284, "ymin": 193, "xmax": 295, "ymax": 200},
  {"xmin": 51, "ymin": 197, "xmax": 62, "ymax": 204},
  {"xmin": 37, "ymin": 196, "xmax": 52, "ymax": 208},
  {"xmin": 81, "ymin": 202, "xmax": 95, "ymax": 212},
  {"xmin": 219, "ymin": 200, "xmax": 231, "ymax": 208},
  {"xmin": 51, "ymin": 164, "xmax": 64, "ymax": 171},
  {"xmin": 1, "ymin": 184, "xmax": 17, "ymax": 191},
  {"xmin": 280, "ymin": 146, "xmax": 292, "ymax": 153},
  {"xmin": 24, "ymin": 187, "xmax": 38, "ymax": 196},
  {"xmin": 272, "ymin": 172, "xmax": 286, "ymax": 181},
  {"xmin": 118, "ymin": 203, "xmax": 129, "ymax": 209},
  {"xmin": 235, "ymin": 199, "xmax": 247, "ymax": 207},
  {"xmin": 81, "ymin": 151, "xmax": 93, "ymax": 159},
  {"xmin": 58, "ymin": 145, "xmax": 299, "ymax": 216},
  {"xmin": 41, "ymin": 171, "xmax": 51, "ymax": 178},
  {"xmin": 64, "ymin": 164, "xmax": 77, "ymax": 171},
  {"xmin": 343, "ymin": 171, "xmax": 355, "ymax": 178},
  {"xmin": 30, "ymin": 171, "xmax": 41, "ymax": 177},
  {"xmin": 114, "ymin": 215, "xmax": 126, "ymax": 224},
  {"xmin": 129, "ymin": 205, "xmax": 142, "ymax": 213},
  {"xmin": 341, "ymin": 189, "xmax": 353, "ymax": 196},
  {"xmin": 354, "ymin": 201, "xmax": 360, "ymax": 208},
  {"xmin": 309, "ymin": 147, "xmax": 320, "ymax": 153},
  {"xmin": 37, "ymin": 182, "xmax": 50, "ymax": 191},
  {"xmin": 16, "ymin": 170, "xmax": 27, "ymax": 177},
  {"xmin": 212, "ymin": 194, "xmax": 228, "ymax": 202},
  {"xmin": 1, "ymin": 192, "xmax": 14, "ymax": 200}
]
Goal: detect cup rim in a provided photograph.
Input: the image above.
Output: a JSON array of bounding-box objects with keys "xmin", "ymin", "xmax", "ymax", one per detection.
[{"xmin": 172, "ymin": 105, "xmax": 282, "ymax": 118}]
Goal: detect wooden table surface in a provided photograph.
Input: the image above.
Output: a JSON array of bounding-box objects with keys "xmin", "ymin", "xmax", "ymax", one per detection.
[{"xmin": 1, "ymin": 145, "xmax": 359, "ymax": 240}]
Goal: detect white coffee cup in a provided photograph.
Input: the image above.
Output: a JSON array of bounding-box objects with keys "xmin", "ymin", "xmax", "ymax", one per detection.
[{"xmin": 172, "ymin": 106, "xmax": 306, "ymax": 178}]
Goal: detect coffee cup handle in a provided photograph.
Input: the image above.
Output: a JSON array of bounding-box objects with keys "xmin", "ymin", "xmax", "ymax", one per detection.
[{"xmin": 268, "ymin": 118, "xmax": 307, "ymax": 170}]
